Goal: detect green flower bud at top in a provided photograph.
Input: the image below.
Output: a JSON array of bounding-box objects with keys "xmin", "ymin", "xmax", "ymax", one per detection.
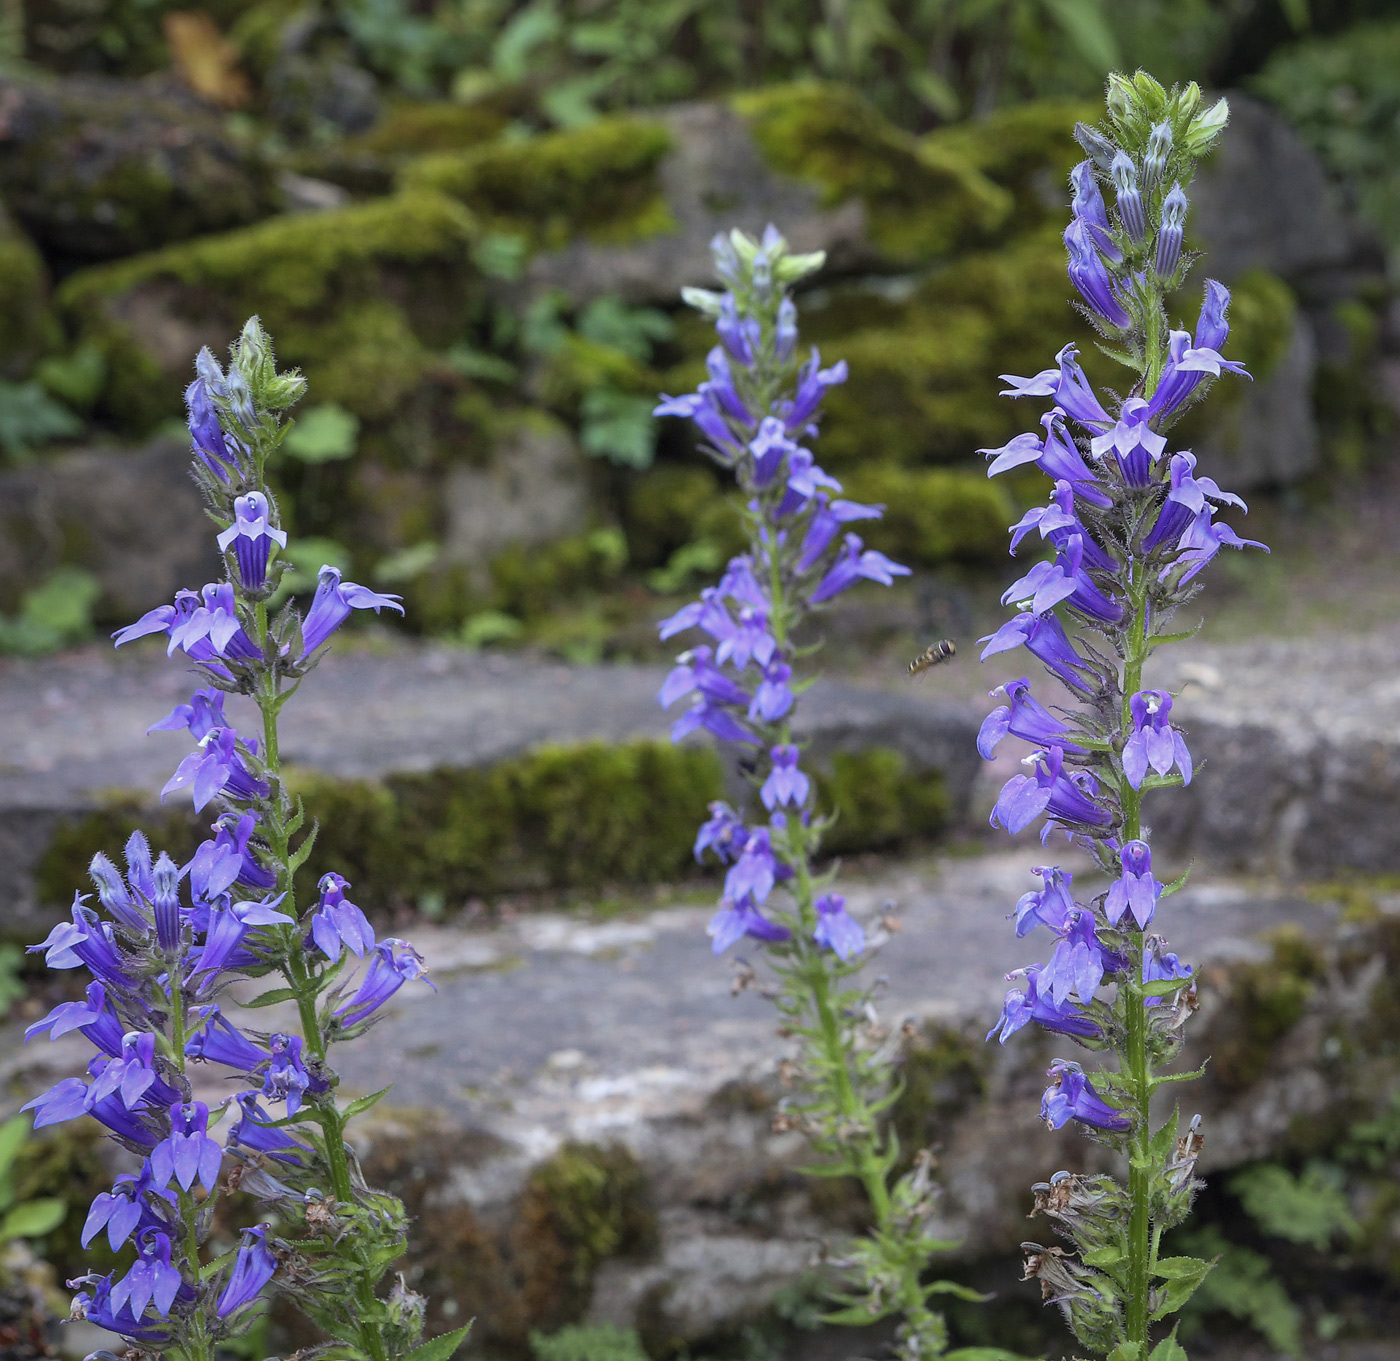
[
  {"xmin": 1106, "ymin": 74, "xmax": 1135, "ymax": 127},
  {"xmin": 1074, "ymin": 122, "xmax": 1119, "ymax": 173},
  {"xmin": 680, "ymin": 287, "xmax": 725, "ymax": 317},
  {"xmin": 1131, "ymin": 69, "xmax": 1169, "ymax": 116},
  {"xmin": 1176, "ymin": 81, "xmax": 1203, "ymax": 122},
  {"xmin": 263, "ymin": 372, "xmax": 308, "ymax": 412},
  {"xmin": 1183, "ymin": 97, "xmax": 1230, "ymax": 155},
  {"xmin": 773, "ymin": 250, "xmax": 827, "ymax": 284}
]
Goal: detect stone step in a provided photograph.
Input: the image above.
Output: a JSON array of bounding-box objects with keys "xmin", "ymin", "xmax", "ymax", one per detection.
[{"xmin": 5, "ymin": 844, "xmax": 1384, "ymax": 1353}]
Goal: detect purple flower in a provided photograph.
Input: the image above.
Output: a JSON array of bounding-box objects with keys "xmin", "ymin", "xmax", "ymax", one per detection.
[
  {"xmin": 1002, "ymin": 345, "xmax": 1113, "ymax": 431},
  {"xmin": 977, "ymin": 678, "xmax": 1078, "ymax": 759},
  {"xmin": 310, "ymin": 872, "xmax": 376, "ymax": 961},
  {"xmin": 262, "ymin": 1034, "xmax": 312, "ymax": 1114},
  {"xmin": 25, "ymin": 1070, "xmax": 159, "ymax": 1145},
  {"xmin": 166, "ymin": 582, "xmax": 261, "ymax": 662},
  {"xmin": 705, "ymin": 347, "xmax": 755, "ymax": 423},
  {"xmin": 1040, "ymin": 909, "xmax": 1122, "ymax": 1007},
  {"xmin": 748, "ymin": 416, "xmax": 794, "ymax": 486},
  {"xmin": 749, "ymin": 661, "xmax": 794, "ymax": 722},
  {"xmin": 217, "ymin": 1224, "xmax": 277, "ymax": 1316},
  {"xmin": 1123, "ymin": 690, "xmax": 1192, "ymax": 789},
  {"xmin": 724, "ymin": 827, "xmax": 776, "ymax": 905},
  {"xmin": 797, "ymin": 495, "xmax": 883, "ymax": 570},
  {"xmin": 110, "ymin": 1230, "xmax": 185, "ymax": 1320},
  {"xmin": 72, "ymin": 1271, "xmax": 174, "ymax": 1344},
  {"xmin": 335, "ymin": 939, "xmax": 434, "ymax": 1027},
  {"xmin": 707, "ymin": 896, "xmax": 791, "ymax": 953},
  {"xmin": 187, "ymin": 836, "xmax": 243, "ymax": 904},
  {"xmin": 717, "ymin": 295, "xmax": 760, "ymax": 366},
  {"xmin": 987, "ymin": 965, "xmax": 1102, "ymax": 1044},
  {"xmin": 300, "ymin": 566, "xmax": 405, "ymax": 656},
  {"xmin": 695, "ymin": 803, "xmax": 748, "ymax": 863},
  {"xmin": 979, "ymin": 610, "xmax": 1095, "ymax": 696},
  {"xmin": 1065, "ymin": 218, "xmax": 1131, "ymax": 328},
  {"xmin": 1147, "ymin": 280, "xmax": 1240, "ymax": 418},
  {"xmin": 88, "ymin": 1032, "xmax": 174, "ymax": 1110},
  {"xmin": 1143, "ymin": 450, "xmax": 1247, "ymax": 554},
  {"xmin": 216, "ymin": 492, "xmax": 287, "ymax": 590},
  {"xmin": 761, "ymin": 745, "xmax": 810, "ymax": 810},
  {"xmin": 1001, "ymin": 535, "xmax": 1122, "ymax": 626},
  {"xmin": 1172, "ymin": 503, "xmax": 1269, "ymax": 582},
  {"xmin": 1089, "ymin": 398, "xmax": 1166, "ymax": 487},
  {"xmin": 161, "ymin": 726, "xmax": 269, "ymax": 813},
  {"xmin": 150, "ymin": 851, "xmax": 182, "ymax": 951},
  {"xmin": 185, "ymin": 1005, "xmax": 267, "ymax": 1071},
  {"xmin": 147, "ymin": 688, "xmax": 228, "ymax": 741},
  {"xmin": 149, "ymin": 1102, "xmax": 222, "ymax": 1192},
  {"xmin": 1143, "ymin": 935, "xmax": 1193, "ymax": 993},
  {"xmin": 191, "ymin": 891, "xmax": 292, "ymax": 986},
  {"xmin": 87, "ymin": 846, "xmax": 149, "ymax": 937},
  {"xmin": 990, "ymin": 746, "xmax": 1110, "ymax": 837},
  {"xmin": 1105, "ymin": 839, "xmax": 1162, "ymax": 930},
  {"xmin": 82, "ymin": 1165, "xmax": 176, "ymax": 1251},
  {"xmin": 186, "ymin": 376, "xmax": 241, "ymax": 482},
  {"xmin": 813, "ymin": 894, "xmax": 864, "ymax": 961},
  {"xmin": 227, "ymin": 1093, "xmax": 308, "ymax": 1165},
  {"xmin": 1041, "ymin": 1059, "xmax": 1130, "ymax": 1132},
  {"xmin": 784, "ymin": 445, "xmax": 842, "ymax": 502},
  {"xmin": 810, "ymin": 534, "xmax": 910, "ymax": 604},
  {"xmin": 29, "ymin": 900, "xmax": 131, "ymax": 985},
  {"xmin": 1011, "ymin": 865, "xmax": 1077, "ymax": 937},
  {"xmin": 670, "ymin": 693, "xmax": 756, "ymax": 745},
  {"xmin": 26, "ymin": 981, "xmax": 127, "ymax": 1057},
  {"xmin": 1155, "ymin": 184, "xmax": 1188, "ymax": 279},
  {"xmin": 1009, "ymin": 481, "xmax": 1113, "ymax": 568},
  {"xmin": 659, "ymin": 645, "xmax": 749, "ymax": 711},
  {"xmin": 784, "ymin": 352, "xmax": 847, "ymax": 433}
]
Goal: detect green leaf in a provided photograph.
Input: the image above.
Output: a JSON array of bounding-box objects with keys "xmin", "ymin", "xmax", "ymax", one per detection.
[
  {"xmin": 0, "ymin": 1114, "xmax": 31, "ymax": 1182},
  {"xmin": 1160, "ymin": 865, "xmax": 1194, "ymax": 899},
  {"xmin": 242, "ymin": 986, "xmax": 301, "ymax": 1009},
  {"xmin": 1107, "ymin": 1345, "xmax": 1144, "ymax": 1361},
  {"xmin": 283, "ymin": 403, "xmax": 359, "ymax": 463},
  {"xmin": 1142, "ymin": 976, "xmax": 1191, "ymax": 998},
  {"xmin": 1153, "ymin": 1254, "xmax": 1210, "ymax": 1280},
  {"xmin": 1150, "ymin": 1256, "xmax": 1212, "ymax": 1318},
  {"xmin": 1148, "ymin": 1329, "xmax": 1188, "ymax": 1361},
  {"xmin": 821, "ymin": 1303, "xmax": 890, "ymax": 1326},
  {"xmin": 402, "ymin": 1324, "xmax": 474, "ymax": 1361},
  {"xmin": 1082, "ymin": 1244, "xmax": 1124, "ymax": 1267},
  {"xmin": 341, "ymin": 1087, "xmax": 392, "ymax": 1120},
  {"xmin": 1042, "ymin": 0, "xmax": 1120, "ymax": 70},
  {"xmin": 924, "ymin": 1279, "xmax": 990, "ymax": 1302},
  {"xmin": 1, "ymin": 1198, "xmax": 66, "ymax": 1240},
  {"xmin": 945, "ymin": 1350, "xmax": 1044, "ymax": 1361}
]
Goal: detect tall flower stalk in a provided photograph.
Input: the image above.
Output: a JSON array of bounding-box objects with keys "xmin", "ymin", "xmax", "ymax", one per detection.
[
  {"xmin": 22, "ymin": 320, "xmax": 462, "ymax": 1361},
  {"xmin": 656, "ymin": 229, "xmax": 994, "ymax": 1359},
  {"xmin": 980, "ymin": 73, "xmax": 1262, "ymax": 1359}
]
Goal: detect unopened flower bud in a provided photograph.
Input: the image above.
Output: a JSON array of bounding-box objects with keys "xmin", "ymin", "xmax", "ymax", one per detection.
[
  {"xmin": 1155, "ymin": 184, "xmax": 1188, "ymax": 280},
  {"xmin": 1111, "ymin": 152, "xmax": 1147, "ymax": 243},
  {"xmin": 1073, "ymin": 122, "xmax": 1118, "ymax": 172},
  {"xmin": 1183, "ymin": 96, "xmax": 1230, "ymax": 155},
  {"xmin": 1143, "ymin": 121, "xmax": 1173, "ymax": 190}
]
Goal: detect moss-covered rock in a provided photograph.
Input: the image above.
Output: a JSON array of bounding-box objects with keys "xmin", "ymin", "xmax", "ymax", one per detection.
[
  {"xmin": 399, "ymin": 116, "xmax": 674, "ymax": 250},
  {"xmin": 733, "ymin": 82, "xmax": 1010, "ymax": 266},
  {"xmin": 842, "ymin": 465, "xmax": 1014, "ymax": 567},
  {"xmin": 0, "ymin": 204, "xmax": 60, "ymax": 379},
  {"xmin": 58, "ymin": 190, "xmax": 482, "ymax": 432},
  {"xmin": 0, "ymin": 73, "xmax": 279, "ymax": 260},
  {"xmin": 814, "ymin": 748, "xmax": 949, "ymax": 856}
]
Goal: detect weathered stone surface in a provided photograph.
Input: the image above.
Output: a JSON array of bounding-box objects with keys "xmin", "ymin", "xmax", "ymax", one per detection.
[
  {"xmin": 0, "ymin": 74, "xmax": 281, "ymax": 259},
  {"xmin": 0, "ymin": 437, "xmax": 218, "ymax": 617},
  {"xmin": 0, "ymin": 644, "xmax": 983, "ymax": 930},
  {"xmin": 443, "ymin": 413, "xmax": 592, "ymax": 570},
  {"xmin": 3, "ymin": 845, "xmax": 1377, "ymax": 1350}
]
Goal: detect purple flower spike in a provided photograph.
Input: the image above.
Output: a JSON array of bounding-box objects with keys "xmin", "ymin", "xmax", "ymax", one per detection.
[
  {"xmin": 1105, "ymin": 839, "xmax": 1163, "ymax": 930},
  {"xmin": 810, "ymin": 533, "xmax": 910, "ymax": 604},
  {"xmin": 147, "ymin": 688, "xmax": 228, "ymax": 741},
  {"xmin": 217, "ymin": 1224, "xmax": 277, "ymax": 1316},
  {"xmin": 149, "ymin": 1102, "xmax": 223, "ymax": 1193},
  {"xmin": 26, "ymin": 981, "xmax": 127, "ymax": 1057},
  {"xmin": 1011, "ymin": 865, "xmax": 1077, "ymax": 938},
  {"xmin": 1123, "ymin": 690, "xmax": 1192, "ymax": 789},
  {"xmin": 707, "ymin": 895, "xmax": 791, "ymax": 953},
  {"xmin": 262, "ymin": 1034, "xmax": 312, "ymax": 1114},
  {"xmin": 977, "ymin": 678, "xmax": 1078, "ymax": 760},
  {"xmin": 186, "ymin": 376, "xmax": 241, "ymax": 482},
  {"xmin": 82, "ymin": 1166, "xmax": 176, "ymax": 1252},
  {"xmin": 216, "ymin": 492, "xmax": 287, "ymax": 591},
  {"xmin": 813, "ymin": 894, "xmax": 864, "ymax": 961},
  {"xmin": 310, "ymin": 872, "xmax": 376, "ymax": 962},
  {"xmin": 761, "ymin": 745, "xmax": 810, "ymax": 810},
  {"xmin": 185, "ymin": 1004, "xmax": 267, "ymax": 1071},
  {"xmin": 300, "ymin": 565, "xmax": 405, "ymax": 656},
  {"xmin": 987, "ymin": 965, "xmax": 1102, "ymax": 1045},
  {"xmin": 1040, "ymin": 1059, "xmax": 1130, "ymax": 1132},
  {"xmin": 161, "ymin": 726, "xmax": 269, "ymax": 813},
  {"xmin": 1065, "ymin": 218, "xmax": 1131, "ymax": 328},
  {"xmin": 335, "ymin": 939, "xmax": 434, "ymax": 1027},
  {"xmin": 695, "ymin": 802, "xmax": 748, "ymax": 863},
  {"xmin": 228, "ymin": 1093, "xmax": 309, "ymax": 1165}
]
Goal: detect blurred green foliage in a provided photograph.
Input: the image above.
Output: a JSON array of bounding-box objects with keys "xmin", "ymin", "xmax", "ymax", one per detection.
[{"xmin": 0, "ymin": 565, "xmax": 100, "ymax": 655}]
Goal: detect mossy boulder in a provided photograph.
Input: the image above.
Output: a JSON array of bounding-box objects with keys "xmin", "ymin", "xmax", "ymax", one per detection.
[
  {"xmin": 841, "ymin": 465, "xmax": 1014, "ymax": 568},
  {"xmin": 733, "ymin": 82, "xmax": 1011, "ymax": 266},
  {"xmin": 0, "ymin": 73, "xmax": 279, "ymax": 260},
  {"xmin": 399, "ymin": 116, "xmax": 675, "ymax": 250},
  {"xmin": 58, "ymin": 190, "xmax": 482, "ymax": 432},
  {"xmin": 0, "ymin": 203, "xmax": 60, "ymax": 378}
]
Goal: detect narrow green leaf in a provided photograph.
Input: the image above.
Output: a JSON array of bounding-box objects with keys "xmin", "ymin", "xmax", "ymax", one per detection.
[
  {"xmin": 241, "ymin": 986, "xmax": 300, "ymax": 1009},
  {"xmin": 1141, "ymin": 976, "xmax": 1190, "ymax": 998},
  {"xmin": 946, "ymin": 1350, "xmax": 1043, "ymax": 1361},
  {"xmin": 402, "ymin": 1324, "xmax": 474, "ymax": 1361},
  {"xmin": 1151, "ymin": 1265, "xmax": 1212, "ymax": 1318},
  {"xmin": 1107, "ymin": 1345, "xmax": 1144, "ymax": 1361},
  {"xmin": 1, "ymin": 1198, "xmax": 66, "ymax": 1240},
  {"xmin": 1160, "ymin": 864, "xmax": 1194, "ymax": 899},
  {"xmin": 0, "ymin": 1114, "xmax": 31, "ymax": 1181},
  {"xmin": 1153, "ymin": 1255, "xmax": 1210, "ymax": 1281},
  {"xmin": 341, "ymin": 1087, "xmax": 392, "ymax": 1120},
  {"xmin": 924, "ymin": 1279, "xmax": 989, "ymax": 1302},
  {"xmin": 1151, "ymin": 1063, "xmax": 1208, "ymax": 1089},
  {"xmin": 821, "ymin": 1304, "xmax": 890, "ymax": 1326},
  {"xmin": 1082, "ymin": 1244, "xmax": 1124, "ymax": 1267}
]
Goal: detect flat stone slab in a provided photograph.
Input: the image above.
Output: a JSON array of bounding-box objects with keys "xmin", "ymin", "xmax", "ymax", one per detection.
[{"xmin": 5, "ymin": 844, "xmax": 1372, "ymax": 1348}]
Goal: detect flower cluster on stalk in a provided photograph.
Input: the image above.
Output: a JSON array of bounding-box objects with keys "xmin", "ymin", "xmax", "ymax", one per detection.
[
  {"xmin": 21, "ymin": 321, "xmax": 445, "ymax": 1361},
  {"xmin": 655, "ymin": 228, "xmax": 979, "ymax": 1359},
  {"xmin": 979, "ymin": 72, "xmax": 1259, "ymax": 1359}
]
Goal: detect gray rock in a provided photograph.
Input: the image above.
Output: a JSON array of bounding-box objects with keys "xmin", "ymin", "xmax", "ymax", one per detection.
[
  {"xmin": 524, "ymin": 101, "xmax": 873, "ymax": 307},
  {"xmin": 0, "ymin": 74, "xmax": 280, "ymax": 259},
  {"xmin": 443, "ymin": 414, "xmax": 592, "ymax": 572},
  {"xmin": 0, "ymin": 437, "xmax": 218, "ymax": 618}
]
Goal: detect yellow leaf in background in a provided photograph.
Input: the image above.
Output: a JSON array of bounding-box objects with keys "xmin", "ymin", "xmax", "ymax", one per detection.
[{"xmin": 163, "ymin": 11, "xmax": 251, "ymax": 109}]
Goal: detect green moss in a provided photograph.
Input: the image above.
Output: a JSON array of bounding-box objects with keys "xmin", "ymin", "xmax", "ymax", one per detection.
[
  {"xmin": 815, "ymin": 748, "xmax": 948, "ymax": 856},
  {"xmin": 13, "ymin": 1121, "xmax": 112, "ymax": 1282},
  {"xmin": 351, "ymin": 101, "xmax": 511, "ymax": 156},
  {"xmin": 400, "ymin": 117, "xmax": 674, "ymax": 250},
  {"xmin": 733, "ymin": 82, "xmax": 1010, "ymax": 265},
  {"xmin": 622, "ymin": 463, "xmax": 739, "ymax": 570},
  {"xmin": 841, "ymin": 465, "xmax": 1014, "ymax": 567},
  {"xmin": 489, "ymin": 529, "xmax": 629, "ymax": 620},
  {"xmin": 1210, "ymin": 926, "xmax": 1325, "ymax": 1090},
  {"xmin": 889, "ymin": 1023, "xmax": 987, "ymax": 1160},
  {"xmin": 923, "ymin": 98, "xmax": 1098, "ymax": 228},
  {"xmin": 58, "ymin": 191, "xmax": 481, "ymax": 431},
  {"xmin": 517, "ymin": 1142, "xmax": 656, "ymax": 1331},
  {"xmin": 0, "ymin": 208, "xmax": 60, "ymax": 379}
]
